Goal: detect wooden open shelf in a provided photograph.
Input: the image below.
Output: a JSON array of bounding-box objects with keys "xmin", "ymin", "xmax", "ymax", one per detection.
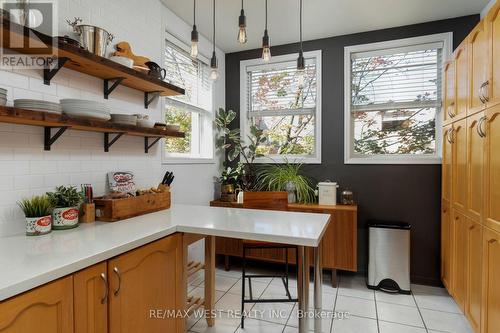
[
  {"xmin": 1, "ymin": 18, "xmax": 185, "ymax": 106},
  {"xmin": 0, "ymin": 106, "xmax": 184, "ymax": 153}
]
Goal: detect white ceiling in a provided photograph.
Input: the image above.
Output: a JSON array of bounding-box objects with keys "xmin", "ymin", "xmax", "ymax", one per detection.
[{"xmin": 161, "ymin": 0, "xmax": 488, "ymax": 53}]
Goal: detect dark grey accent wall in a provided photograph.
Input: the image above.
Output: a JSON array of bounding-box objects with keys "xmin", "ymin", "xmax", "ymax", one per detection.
[{"xmin": 225, "ymin": 15, "xmax": 480, "ymax": 286}]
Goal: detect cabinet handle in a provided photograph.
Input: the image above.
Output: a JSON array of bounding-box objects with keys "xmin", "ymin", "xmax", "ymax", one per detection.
[
  {"xmin": 100, "ymin": 273, "xmax": 108, "ymax": 304},
  {"xmin": 479, "ymin": 83, "xmax": 486, "ymax": 104},
  {"xmin": 447, "ymin": 128, "xmax": 455, "ymax": 144},
  {"xmin": 469, "ymin": 225, "xmax": 475, "ymax": 230},
  {"xmin": 489, "ymin": 238, "xmax": 498, "ymax": 244},
  {"xmin": 483, "ymin": 81, "xmax": 490, "ymax": 103},
  {"xmin": 447, "ymin": 105, "xmax": 455, "ymax": 118},
  {"xmin": 477, "ymin": 118, "xmax": 485, "ymax": 138},
  {"xmin": 479, "ymin": 116, "xmax": 488, "ymax": 138},
  {"xmin": 113, "ymin": 267, "xmax": 121, "ymax": 296}
]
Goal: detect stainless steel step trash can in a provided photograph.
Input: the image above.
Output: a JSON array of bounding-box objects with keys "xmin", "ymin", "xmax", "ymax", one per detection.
[{"xmin": 367, "ymin": 220, "xmax": 411, "ymax": 294}]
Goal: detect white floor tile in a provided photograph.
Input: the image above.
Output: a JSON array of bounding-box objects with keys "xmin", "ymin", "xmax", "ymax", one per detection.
[
  {"xmin": 216, "ymin": 267, "xmax": 243, "ymax": 279},
  {"xmin": 376, "ymin": 302, "xmax": 424, "ymax": 327},
  {"xmin": 235, "ymin": 318, "xmax": 284, "ymax": 333},
  {"xmin": 375, "ymin": 291, "xmax": 416, "ymax": 307},
  {"xmin": 335, "ymin": 295, "xmax": 376, "ymax": 319},
  {"xmin": 216, "ymin": 292, "xmax": 254, "ymax": 313},
  {"xmin": 420, "ymin": 309, "xmax": 474, "ymax": 333},
  {"xmin": 227, "ymin": 279, "xmax": 270, "ymax": 299},
  {"xmin": 413, "ymin": 291, "xmax": 462, "ymax": 314},
  {"xmin": 190, "ymin": 312, "xmax": 241, "ymax": 333},
  {"xmin": 189, "ymin": 286, "xmax": 225, "ymax": 303},
  {"xmin": 249, "ymin": 301, "xmax": 294, "ymax": 324},
  {"xmin": 378, "ymin": 321, "xmax": 427, "ymax": 333},
  {"xmin": 286, "ymin": 304, "xmax": 333, "ymax": 332},
  {"xmin": 215, "ymin": 275, "xmax": 240, "ymax": 293},
  {"xmin": 260, "ymin": 283, "xmax": 298, "ymax": 300},
  {"xmin": 338, "ymin": 275, "xmax": 374, "ymax": 300},
  {"xmin": 331, "ymin": 315, "xmax": 378, "ymax": 333}
]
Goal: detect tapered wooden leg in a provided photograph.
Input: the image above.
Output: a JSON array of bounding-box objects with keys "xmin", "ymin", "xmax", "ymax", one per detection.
[
  {"xmin": 205, "ymin": 236, "xmax": 215, "ymax": 327},
  {"xmin": 224, "ymin": 255, "xmax": 230, "ymax": 271},
  {"xmin": 331, "ymin": 269, "xmax": 338, "ymax": 288}
]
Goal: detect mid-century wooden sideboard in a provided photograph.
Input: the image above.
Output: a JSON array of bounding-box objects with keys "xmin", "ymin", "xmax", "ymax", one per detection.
[{"xmin": 209, "ymin": 199, "xmax": 358, "ymax": 286}]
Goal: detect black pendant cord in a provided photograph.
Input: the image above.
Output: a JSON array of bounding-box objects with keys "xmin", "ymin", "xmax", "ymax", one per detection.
[
  {"xmin": 299, "ymin": 0, "xmax": 303, "ymax": 52},
  {"xmin": 213, "ymin": 0, "xmax": 216, "ymax": 53},
  {"xmin": 241, "ymin": 0, "xmax": 244, "ymax": 11},
  {"xmin": 265, "ymin": 0, "xmax": 268, "ymax": 30},
  {"xmin": 193, "ymin": 0, "xmax": 196, "ymax": 25}
]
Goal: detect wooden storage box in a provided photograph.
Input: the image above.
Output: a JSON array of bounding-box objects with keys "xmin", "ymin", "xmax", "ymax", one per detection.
[{"xmin": 94, "ymin": 191, "xmax": 171, "ymax": 222}]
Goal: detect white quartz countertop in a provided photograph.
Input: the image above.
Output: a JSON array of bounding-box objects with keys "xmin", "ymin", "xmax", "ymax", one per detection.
[{"xmin": 0, "ymin": 204, "xmax": 330, "ymax": 301}]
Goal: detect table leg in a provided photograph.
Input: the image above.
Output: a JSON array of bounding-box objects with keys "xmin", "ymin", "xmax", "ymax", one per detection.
[
  {"xmin": 205, "ymin": 236, "xmax": 215, "ymax": 327},
  {"xmin": 314, "ymin": 247, "xmax": 323, "ymax": 332},
  {"xmin": 224, "ymin": 255, "xmax": 230, "ymax": 271},
  {"xmin": 331, "ymin": 269, "xmax": 338, "ymax": 288},
  {"xmin": 298, "ymin": 246, "xmax": 310, "ymax": 333}
]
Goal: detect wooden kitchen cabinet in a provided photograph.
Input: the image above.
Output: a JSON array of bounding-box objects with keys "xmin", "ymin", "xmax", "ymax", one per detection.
[
  {"xmin": 108, "ymin": 234, "xmax": 184, "ymax": 333},
  {"xmin": 442, "ymin": 124, "xmax": 453, "ymax": 203},
  {"xmin": 444, "ymin": 60, "xmax": 456, "ymax": 123},
  {"xmin": 452, "ymin": 210, "xmax": 468, "ymax": 311},
  {"xmin": 451, "ymin": 118, "xmax": 467, "ymax": 212},
  {"xmin": 0, "ymin": 276, "xmax": 73, "ymax": 332},
  {"xmin": 482, "ymin": 227, "xmax": 500, "ymax": 333},
  {"xmin": 484, "ymin": 105, "xmax": 500, "ymax": 233},
  {"xmin": 74, "ymin": 262, "xmax": 108, "ymax": 333},
  {"xmin": 467, "ymin": 112, "xmax": 485, "ymax": 221},
  {"xmin": 469, "ymin": 21, "xmax": 489, "ymax": 114},
  {"xmin": 455, "ymin": 42, "xmax": 469, "ymax": 119},
  {"xmin": 486, "ymin": 2, "xmax": 500, "ymax": 108},
  {"xmin": 441, "ymin": 199, "xmax": 452, "ymax": 292},
  {"xmin": 465, "ymin": 218, "xmax": 482, "ymax": 333}
]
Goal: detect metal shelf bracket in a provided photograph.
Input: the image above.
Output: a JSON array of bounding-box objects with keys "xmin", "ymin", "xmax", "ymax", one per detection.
[
  {"xmin": 144, "ymin": 91, "xmax": 160, "ymax": 109},
  {"xmin": 44, "ymin": 126, "xmax": 69, "ymax": 151},
  {"xmin": 43, "ymin": 57, "xmax": 70, "ymax": 85},
  {"xmin": 145, "ymin": 137, "xmax": 162, "ymax": 153},
  {"xmin": 104, "ymin": 132, "xmax": 125, "ymax": 152},
  {"xmin": 103, "ymin": 77, "xmax": 125, "ymax": 99}
]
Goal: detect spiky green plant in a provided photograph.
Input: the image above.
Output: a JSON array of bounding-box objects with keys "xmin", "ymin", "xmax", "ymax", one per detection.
[
  {"xmin": 18, "ymin": 195, "xmax": 53, "ymax": 218},
  {"xmin": 46, "ymin": 186, "xmax": 84, "ymax": 208},
  {"xmin": 256, "ymin": 161, "xmax": 316, "ymax": 203}
]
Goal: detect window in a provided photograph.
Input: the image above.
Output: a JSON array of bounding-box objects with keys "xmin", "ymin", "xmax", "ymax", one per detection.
[
  {"xmin": 240, "ymin": 51, "xmax": 322, "ymax": 163},
  {"xmin": 163, "ymin": 34, "xmax": 214, "ymax": 162},
  {"xmin": 344, "ymin": 33, "xmax": 452, "ymax": 164}
]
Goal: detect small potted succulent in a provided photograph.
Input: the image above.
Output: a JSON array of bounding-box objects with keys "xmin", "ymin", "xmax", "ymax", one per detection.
[
  {"xmin": 18, "ymin": 195, "xmax": 53, "ymax": 236},
  {"xmin": 47, "ymin": 186, "xmax": 84, "ymax": 230}
]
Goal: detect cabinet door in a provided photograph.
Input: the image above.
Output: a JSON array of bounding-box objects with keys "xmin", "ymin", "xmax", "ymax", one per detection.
[
  {"xmin": 452, "ymin": 119, "xmax": 467, "ymax": 211},
  {"xmin": 442, "ymin": 124, "xmax": 453, "ymax": 202},
  {"xmin": 484, "ymin": 106, "xmax": 500, "ymax": 233},
  {"xmin": 441, "ymin": 200, "xmax": 452, "ymax": 292},
  {"xmin": 466, "ymin": 219, "xmax": 482, "ymax": 333},
  {"xmin": 482, "ymin": 227, "xmax": 500, "ymax": 333},
  {"xmin": 0, "ymin": 276, "xmax": 73, "ymax": 332},
  {"xmin": 444, "ymin": 60, "xmax": 457, "ymax": 122},
  {"xmin": 487, "ymin": 3, "xmax": 500, "ymax": 107},
  {"xmin": 469, "ymin": 21, "xmax": 489, "ymax": 114},
  {"xmin": 467, "ymin": 112, "xmax": 485, "ymax": 221},
  {"xmin": 108, "ymin": 234, "xmax": 184, "ymax": 333},
  {"xmin": 455, "ymin": 42, "xmax": 468, "ymax": 118},
  {"xmin": 452, "ymin": 210, "xmax": 468, "ymax": 311},
  {"xmin": 74, "ymin": 262, "xmax": 108, "ymax": 333}
]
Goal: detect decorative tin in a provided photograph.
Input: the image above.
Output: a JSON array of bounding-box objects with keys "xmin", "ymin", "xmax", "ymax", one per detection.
[
  {"xmin": 52, "ymin": 207, "xmax": 79, "ymax": 229},
  {"xmin": 25, "ymin": 215, "xmax": 52, "ymax": 236}
]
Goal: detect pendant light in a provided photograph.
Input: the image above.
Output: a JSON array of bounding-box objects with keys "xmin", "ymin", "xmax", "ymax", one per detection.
[
  {"xmin": 262, "ymin": 0, "xmax": 271, "ymax": 62},
  {"xmin": 237, "ymin": 0, "xmax": 247, "ymax": 44},
  {"xmin": 210, "ymin": 0, "xmax": 219, "ymax": 81},
  {"xmin": 297, "ymin": 0, "xmax": 305, "ymax": 86},
  {"xmin": 190, "ymin": 0, "xmax": 199, "ymax": 58}
]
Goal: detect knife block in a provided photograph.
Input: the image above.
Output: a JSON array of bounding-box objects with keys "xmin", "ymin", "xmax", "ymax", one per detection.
[{"xmin": 80, "ymin": 203, "xmax": 96, "ymax": 223}]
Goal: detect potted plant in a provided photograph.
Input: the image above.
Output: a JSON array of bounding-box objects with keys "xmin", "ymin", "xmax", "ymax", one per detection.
[
  {"xmin": 215, "ymin": 108, "xmax": 265, "ymax": 191},
  {"xmin": 256, "ymin": 161, "xmax": 316, "ymax": 203},
  {"xmin": 18, "ymin": 195, "xmax": 53, "ymax": 236},
  {"xmin": 47, "ymin": 186, "xmax": 84, "ymax": 230},
  {"xmin": 219, "ymin": 163, "xmax": 245, "ymax": 202}
]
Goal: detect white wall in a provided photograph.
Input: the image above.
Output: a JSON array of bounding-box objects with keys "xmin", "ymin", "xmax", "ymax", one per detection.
[{"xmin": 0, "ymin": 0, "xmax": 224, "ymax": 239}]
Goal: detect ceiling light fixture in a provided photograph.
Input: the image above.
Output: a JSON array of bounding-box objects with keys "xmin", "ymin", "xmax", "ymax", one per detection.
[
  {"xmin": 262, "ymin": 0, "xmax": 271, "ymax": 62},
  {"xmin": 297, "ymin": 0, "xmax": 305, "ymax": 86},
  {"xmin": 190, "ymin": 0, "xmax": 199, "ymax": 58},
  {"xmin": 237, "ymin": 0, "xmax": 247, "ymax": 44},
  {"xmin": 210, "ymin": 0, "xmax": 219, "ymax": 81}
]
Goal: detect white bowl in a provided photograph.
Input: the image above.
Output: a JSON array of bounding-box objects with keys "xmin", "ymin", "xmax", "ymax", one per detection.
[
  {"xmin": 137, "ymin": 119, "xmax": 155, "ymax": 128},
  {"xmin": 109, "ymin": 56, "xmax": 134, "ymax": 68}
]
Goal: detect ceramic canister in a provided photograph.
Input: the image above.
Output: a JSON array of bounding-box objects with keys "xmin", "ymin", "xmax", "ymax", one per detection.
[
  {"xmin": 52, "ymin": 207, "xmax": 79, "ymax": 230},
  {"xmin": 25, "ymin": 215, "xmax": 52, "ymax": 236}
]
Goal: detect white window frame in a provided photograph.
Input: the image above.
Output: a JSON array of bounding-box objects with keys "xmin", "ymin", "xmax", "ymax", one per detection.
[
  {"xmin": 344, "ymin": 33, "xmax": 452, "ymax": 165},
  {"xmin": 161, "ymin": 32, "xmax": 215, "ymax": 165},
  {"xmin": 240, "ymin": 50, "xmax": 322, "ymax": 164}
]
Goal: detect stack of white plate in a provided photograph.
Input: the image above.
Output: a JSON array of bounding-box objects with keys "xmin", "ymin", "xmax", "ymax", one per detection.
[
  {"xmin": 14, "ymin": 99, "xmax": 62, "ymax": 114},
  {"xmin": 60, "ymin": 99, "xmax": 111, "ymax": 121},
  {"xmin": 0, "ymin": 88, "xmax": 7, "ymax": 106},
  {"xmin": 110, "ymin": 114, "xmax": 137, "ymax": 126}
]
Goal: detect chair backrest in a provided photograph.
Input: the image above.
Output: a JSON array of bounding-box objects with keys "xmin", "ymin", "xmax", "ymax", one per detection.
[{"xmin": 242, "ymin": 191, "xmax": 288, "ymax": 211}]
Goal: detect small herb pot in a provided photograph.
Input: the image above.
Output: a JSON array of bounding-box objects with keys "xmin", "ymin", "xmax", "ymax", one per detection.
[
  {"xmin": 26, "ymin": 216, "xmax": 52, "ymax": 236},
  {"xmin": 52, "ymin": 207, "xmax": 79, "ymax": 230}
]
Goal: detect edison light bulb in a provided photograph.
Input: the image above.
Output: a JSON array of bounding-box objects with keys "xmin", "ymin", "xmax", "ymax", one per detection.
[
  {"xmin": 190, "ymin": 41, "xmax": 198, "ymax": 58},
  {"xmin": 297, "ymin": 69, "xmax": 305, "ymax": 87},
  {"xmin": 210, "ymin": 68, "xmax": 219, "ymax": 81},
  {"xmin": 262, "ymin": 47, "xmax": 271, "ymax": 62},
  {"xmin": 238, "ymin": 27, "xmax": 247, "ymax": 44}
]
